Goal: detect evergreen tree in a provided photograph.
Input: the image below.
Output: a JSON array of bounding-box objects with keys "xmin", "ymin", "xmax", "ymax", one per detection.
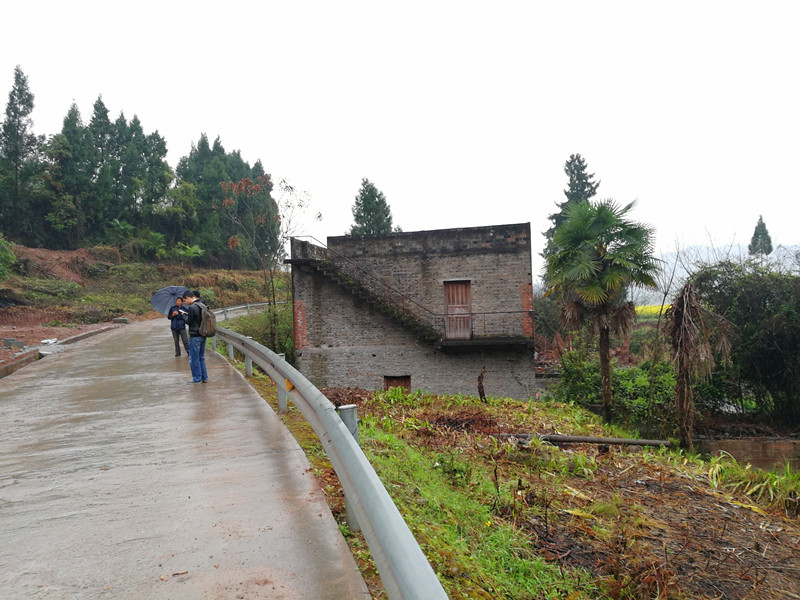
[
  {"xmin": 104, "ymin": 111, "xmax": 130, "ymax": 224},
  {"xmin": 175, "ymin": 133, "xmax": 269, "ymax": 265},
  {"xmin": 87, "ymin": 97, "xmax": 115, "ymax": 235},
  {"xmin": 747, "ymin": 215, "xmax": 773, "ymax": 257},
  {"xmin": 140, "ymin": 130, "xmax": 172, "ymax": 226},
  {"xmin": 89, "ymin": 96, "xmax": 113, "ymax": 163},
  {"xmin": 542, "ymin": 154, "xmax": 599, "ymax": 265},
  {"xmin": 41, "ymin": 103, "xmax": 95, "ymax": 247},
  {"xmin": 349, "ymin": 178, "xmax": 394, "ymax": 235},
  {"xmin": 0, "ymin": 66, "xmax": 44, "ymax": 237}
]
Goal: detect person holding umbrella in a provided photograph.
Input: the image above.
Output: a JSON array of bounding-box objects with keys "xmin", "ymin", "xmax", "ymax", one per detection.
[
  {"xmin": 150, "ymin": 285, "xmax": 191, "ymax": 356},
  {"xmin": 167, "ymin": 297, "xmax": 190, "ymax": 356}
]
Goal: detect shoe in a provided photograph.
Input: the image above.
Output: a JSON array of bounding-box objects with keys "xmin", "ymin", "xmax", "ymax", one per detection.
[
  {"xmin": 188, "ymin": 380, "xmax": 201, "ymax": 384},
  {"xmin": 201, "ymin": 379, "xmax": 208, "ymax": 383},
  {"xmin": 175, "ymin": 354, "xmax": 181, "ymax": 357}
]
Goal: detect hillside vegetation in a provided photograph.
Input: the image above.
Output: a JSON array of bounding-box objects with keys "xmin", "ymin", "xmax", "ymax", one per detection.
[{"xmin": 0, "ymin": 244, "xmax": 275, "ymax": 323}]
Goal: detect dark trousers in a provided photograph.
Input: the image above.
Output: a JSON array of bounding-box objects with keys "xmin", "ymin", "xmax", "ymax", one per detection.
[{"xmin": 172, "ymin": 328, "xmax": 189, "ymax": 355}]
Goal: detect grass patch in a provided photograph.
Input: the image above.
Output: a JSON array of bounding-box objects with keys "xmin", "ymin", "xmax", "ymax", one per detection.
[{"xmin": 360, "ymin": 423, "xmax": 596, "ymax": 599}]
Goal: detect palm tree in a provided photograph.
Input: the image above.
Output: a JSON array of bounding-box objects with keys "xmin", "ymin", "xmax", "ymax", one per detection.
[
  {"xmin": 665, "ymin": 282, "xmax": 730, "ymax": 450},
  {"xmin": 546, "ymin": 200, "xmax": 660, "ymax": 421}
]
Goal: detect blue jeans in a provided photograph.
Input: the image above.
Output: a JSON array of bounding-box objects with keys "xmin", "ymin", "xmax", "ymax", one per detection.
[{"xmin": 189, "ymin": 336, "xmax": 207, "ymax": 382}]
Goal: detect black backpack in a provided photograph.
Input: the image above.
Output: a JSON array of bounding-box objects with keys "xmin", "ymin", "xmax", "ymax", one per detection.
[{"xmin": 195, "ymin": 301, "xmax": 217, "ymax": 337}]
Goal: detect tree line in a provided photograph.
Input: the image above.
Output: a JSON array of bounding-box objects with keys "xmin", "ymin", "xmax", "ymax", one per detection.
[{"xmin": 0, "ymin": 66, "xmax": 278, "ymax": 268}]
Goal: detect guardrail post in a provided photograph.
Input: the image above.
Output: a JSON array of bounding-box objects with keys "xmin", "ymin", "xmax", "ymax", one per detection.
[
  {"xmin": 228, "ymin": 343, "xmax": 235, "ymax": 361},
  {"xmin": 276, "ymin": 353, "xmax": 288, "ymax": 412},
  {"xmin": 336, "ymin": 404, "xmax": 359, "ymax": 444},
  {"xmin": 336, "ymin": 404, "xmax": 361, "ymax": 532},
  {"xmin": 211, "ymin": 335, "xmax": 217, "ymax": 351},
  {"xmin": 277, "ymin": 381, "xmax": 288, "ymax": 413},
  {"xmin": 223, "ymin": 308, "xmax": 229, "ymax": 322},
  {"xmin": 245, "ymin": 337, "xmax": 253, "ymax": 377}
]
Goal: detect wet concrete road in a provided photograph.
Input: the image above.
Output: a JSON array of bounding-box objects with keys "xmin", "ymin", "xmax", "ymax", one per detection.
[{"xmin": 0, "ymin": 319, "xmax": 370, "ymax": 600}]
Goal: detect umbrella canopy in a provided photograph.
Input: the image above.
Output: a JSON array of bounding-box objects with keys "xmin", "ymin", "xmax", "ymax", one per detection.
[{"xmin": 150, "ymin": 285, "xmax": 191, "ymax": 315}]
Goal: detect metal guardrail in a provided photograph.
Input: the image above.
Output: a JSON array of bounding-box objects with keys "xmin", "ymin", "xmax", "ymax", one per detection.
[{"xmin": 211, "ymin": 306, "xmax": 449, "ymax": 600}]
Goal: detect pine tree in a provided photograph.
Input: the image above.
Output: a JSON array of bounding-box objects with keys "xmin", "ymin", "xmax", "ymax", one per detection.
[
  {"xmin": 747, "ymin": 215, "xmax": 773, "ymax": 257},
  {"xmin": 0, "ymin": 65, "xmax": 44, "ymax": 235},
  {"xmin": 41, "ymin": 103, "xmax": 94, "ymax": 248},
  {"xmin": 349, "ymin": 178, "xmax": 394, "ymax": 235},
  {"xmin": 89, "ymin": 96, "xmax": 112, "ymax": 162},
  {"xmin": 542, "ymin": 154, "xmax": 599, "ymax": 264}
]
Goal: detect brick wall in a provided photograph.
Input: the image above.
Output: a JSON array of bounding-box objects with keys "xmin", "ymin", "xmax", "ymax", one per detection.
[{"xmin": 293, "ymin": 265, "xmax": 540, "ymax": 398}]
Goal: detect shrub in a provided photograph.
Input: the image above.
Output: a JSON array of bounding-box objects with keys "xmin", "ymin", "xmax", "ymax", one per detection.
[
  {"xmin": 223, "ymin": 304, "xmax": 295, "ymax": 363},
  {"xmin": 551, "ymin": 349, "xmax": 677, "ymax": 438},
  {"xmin": 87, "ymin": 246, "xmax": 122, "ymax": 263},
  {"xmin": 0, "ymin": 235, "xmax": 17, "ymax": 281}
]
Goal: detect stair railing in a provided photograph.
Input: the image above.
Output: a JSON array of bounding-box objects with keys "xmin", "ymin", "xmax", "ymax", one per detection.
[{"xmin": 291, "ymin": 236, "xmax": 444, "ymax": 336}]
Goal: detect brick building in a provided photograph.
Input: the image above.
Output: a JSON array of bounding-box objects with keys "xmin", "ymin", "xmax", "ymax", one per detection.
[{"xmin": 287, "ymin": 223, "xmax": 538, "ymax": 400}]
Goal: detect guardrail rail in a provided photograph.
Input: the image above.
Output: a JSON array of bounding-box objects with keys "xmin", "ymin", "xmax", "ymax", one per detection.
[{"xmin": 211, "ymin": 305, "xmax": 449, "ymax": 600}]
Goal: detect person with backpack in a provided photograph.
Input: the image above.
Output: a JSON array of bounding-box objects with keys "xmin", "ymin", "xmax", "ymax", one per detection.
[{"xmin": 182, "ymin": 290, "xmax": 211, "ymax": 383}]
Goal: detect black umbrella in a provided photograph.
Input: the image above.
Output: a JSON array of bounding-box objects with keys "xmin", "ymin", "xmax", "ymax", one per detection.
[{"xmin": 150, "ymin": 285, "xmax": 190, "ymax": 315}]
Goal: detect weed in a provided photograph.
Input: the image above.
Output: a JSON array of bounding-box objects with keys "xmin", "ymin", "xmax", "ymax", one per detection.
[
  {"xmin": 43, "ymin": 320, "xmax": 78, "ymax": 328},
  {"xmin": 435, "ymin": 452, "xmax": 473, "ymax": 487}
]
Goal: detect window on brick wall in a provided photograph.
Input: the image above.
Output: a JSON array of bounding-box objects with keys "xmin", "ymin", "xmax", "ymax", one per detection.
[
  {"xmin": 384, "ymin": 375, "xmax": 411, "ymax": 391},
  {"xmin": 444, "ymin": 280, "xmax": 472, "ymax": 340}
]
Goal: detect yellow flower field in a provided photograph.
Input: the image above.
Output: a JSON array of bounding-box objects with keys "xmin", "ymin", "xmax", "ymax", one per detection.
[{"xmin": 635, "ymin": 304, "xmax": 666, "ymax": 321}]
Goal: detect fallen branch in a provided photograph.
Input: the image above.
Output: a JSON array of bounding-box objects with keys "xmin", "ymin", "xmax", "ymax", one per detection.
[{"xmin": 494, "ymin": 433, "xmax": 673, "ymax": 448}]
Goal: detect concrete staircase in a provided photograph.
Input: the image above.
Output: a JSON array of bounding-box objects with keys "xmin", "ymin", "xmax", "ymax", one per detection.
[{"xmin": 297, "ymin": 256, "xmax": 444, "ymax": 344}]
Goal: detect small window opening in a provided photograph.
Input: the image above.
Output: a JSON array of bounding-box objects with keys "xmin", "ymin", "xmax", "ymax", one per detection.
[{"xmin": 384, "ymin": 375, "xmax": 411, "ymax": 391}]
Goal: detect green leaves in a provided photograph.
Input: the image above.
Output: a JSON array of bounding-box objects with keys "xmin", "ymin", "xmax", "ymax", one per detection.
[
  {"xmin": 547, "ymin": 199, "xmax": 659, "ymax": 308},
  {"xmin": 693, "ymin": 262, "xmax": 800, "ymax": 421}
]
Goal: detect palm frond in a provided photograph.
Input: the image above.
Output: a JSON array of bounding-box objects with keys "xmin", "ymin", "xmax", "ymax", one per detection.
[
  {"xmin": 561, "ymin": 300, "xmax": 585, "ymax": 331},
  {"xmin": 611, "ymin": 301, "xmax": 637, "ymax": 338}
]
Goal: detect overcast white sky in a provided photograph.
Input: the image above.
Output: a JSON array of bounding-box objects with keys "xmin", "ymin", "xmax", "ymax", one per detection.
[{"xmin": 2, "ymin": 1, "xmax": 798, "ymax": 276}]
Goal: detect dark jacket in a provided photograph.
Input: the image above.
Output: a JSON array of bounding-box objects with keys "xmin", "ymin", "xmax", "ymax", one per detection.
[
  {"xmin": 168, "ymin": 304, "xmax": 187, "ymax": 330},
  {"xmin": 185, "ymin": 301, "xmax": 202, "ymax": 337}
]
